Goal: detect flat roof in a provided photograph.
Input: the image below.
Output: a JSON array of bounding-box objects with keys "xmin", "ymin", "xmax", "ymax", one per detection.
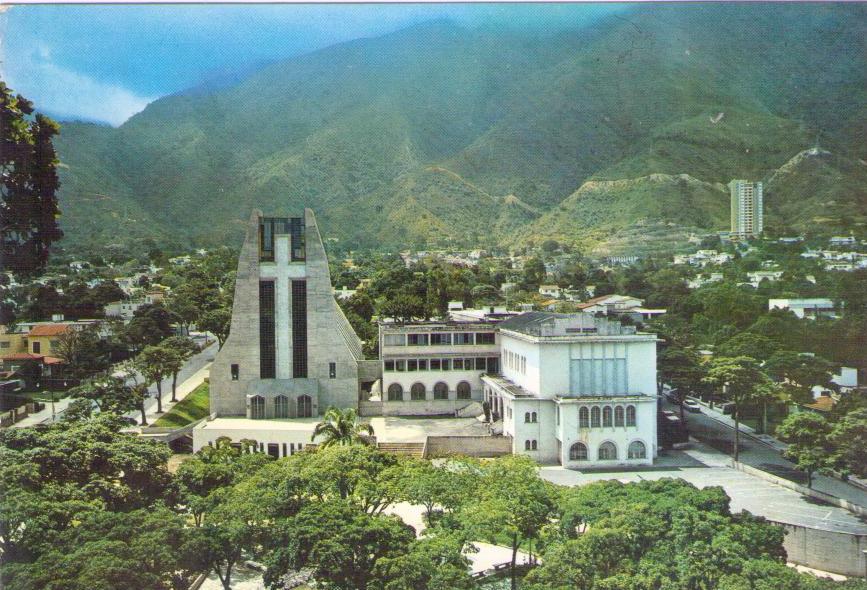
[{"xmin": 197, "ymin": 417, "xmax": 319, "ymax": 431}]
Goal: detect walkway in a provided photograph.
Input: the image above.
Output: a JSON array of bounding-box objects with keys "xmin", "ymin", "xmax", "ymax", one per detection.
[{"xmin": 673, "ymin": 398, "xmax": 867, "ymax": 510}]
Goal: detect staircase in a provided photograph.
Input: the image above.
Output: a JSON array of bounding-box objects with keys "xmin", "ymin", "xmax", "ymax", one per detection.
[{"xmin": 377, "ymin": 441, "xmax": 425, "ymax": 458}]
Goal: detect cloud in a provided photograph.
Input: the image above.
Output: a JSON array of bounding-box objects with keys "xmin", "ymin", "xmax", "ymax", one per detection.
[{"xmin": 4, "ymin": 48, "xmax": 156, "ymax": 126}]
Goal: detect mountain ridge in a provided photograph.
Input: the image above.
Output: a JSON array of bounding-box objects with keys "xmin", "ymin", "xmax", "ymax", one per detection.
[{"xmin": 52, "ymin": 3, "xmax": 867, "ymax": 253}]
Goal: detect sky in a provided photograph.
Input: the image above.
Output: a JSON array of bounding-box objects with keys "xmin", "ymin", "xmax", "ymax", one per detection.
[{"xmin": 0, "ymin": 3, "xmax": 626, "ymax": 126}]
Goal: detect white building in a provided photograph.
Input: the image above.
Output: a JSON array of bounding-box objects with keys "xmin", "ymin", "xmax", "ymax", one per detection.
[
  {"xmin": 830, "ymin": 236, "xmax": 856, "ymax": 246},
  {"xmin": 538, "ymin": 284, "xmax": 562, "ymax": 298},
  {"xmin": 576, "ymin": 294, "xmax": 643, "ymax": 314},
  {"xmin": 376, "ymin": 320, "xmax": 501, "ymax": 416},
  {"xmin": 746, "ymin": 270, "xmax": 784, "ymax": 287},
  {"xmin": 483, "ymin": 312, "xmax": 658, "ymax": 466},
  {"xmin": 768, "ymin": 298, "xmax": 838, "ymax": 320}
]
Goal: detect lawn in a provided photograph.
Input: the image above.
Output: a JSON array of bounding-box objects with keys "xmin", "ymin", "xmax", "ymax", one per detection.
[{"xmin": 153, "ymin": 383, "xmax": 210, "ymax": 428}]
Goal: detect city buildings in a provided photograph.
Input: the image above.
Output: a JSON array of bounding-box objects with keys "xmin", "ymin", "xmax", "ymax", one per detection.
[
  {"xmin": 482, "ymin": 312, "xmax": 658, "ymax": 465},
  {"xmin": 729, "ymin": 179, "xmax": 763, "ymax": 239}
]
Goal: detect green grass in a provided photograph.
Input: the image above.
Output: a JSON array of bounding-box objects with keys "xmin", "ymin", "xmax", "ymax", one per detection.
[{"xmin": 153, "ymin": 383, "xmax": 210, "ymax": 428}]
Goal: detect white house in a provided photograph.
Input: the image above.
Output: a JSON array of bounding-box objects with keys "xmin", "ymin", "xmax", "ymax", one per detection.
[
  {"xmin": 746, "ymin": 270, "xmax": 784, "ymax": 287},
  {"xmin": 483, "ymin": 312, "xmax": 658, "ymax": 466},
  {"xmin": 830, "ymin": 236, "xmax": 856, "ymax": 246},
  {"xmin": 539, "ymin": 285, "xmax": 562, "ymax": 298},
  {"xmin": 576, "ymin": 294, "xmax": 643, "ymax": 315},
  {"xmin": 768, "ymin": 298, "xmax": 838, "ymax": 320}
]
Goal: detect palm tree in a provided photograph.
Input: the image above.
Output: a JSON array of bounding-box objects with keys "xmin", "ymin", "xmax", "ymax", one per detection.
[{"xmin": 311, "ymin": 407, "xmax": 374, "ymax": 448}]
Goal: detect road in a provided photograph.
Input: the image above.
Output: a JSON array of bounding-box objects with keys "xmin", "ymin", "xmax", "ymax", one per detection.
[
  {"xmin": 124, "ymin": 341, "xmax": 216, "ymax": 425},
  {"xmin": 667, "ymin": 398, "xmax": 867, "ymax": 509}
]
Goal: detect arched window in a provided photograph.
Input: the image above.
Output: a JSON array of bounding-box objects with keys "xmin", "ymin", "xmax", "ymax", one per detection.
[
  {"xmin": 628, "ymin": 440, "xmax": 647, "ymax": 459},
  {"xmin": 387, "ymin": 383, "xmax": 403, "ymax": 401},
  {"xmin": 250, "ymin": 395, "xmax": 265, "ymax": 419},
  {"xmin": 569, "ymin": 442, "xmax": 588, "ymax": 460},
  {"xmin": 598, "ymin": 441, "xmax": 617, "ymax": 460},
  {"xmin": 602, "ymin": 406, "xmax": 613, "ymax": 427},
  {"xmin": 531, "ymin": 440, "xmax": 538, "ymax": 450},
  {"xmin": 626, "ymin": 405, "xmax": 637, "ymax": 427},
  {"xmin": 579, "ymin": 407, "xmax": 590, "ymax": 428},
  {"xmin": 297, "ymin": 394, "xmax": 312, "ymax": 418},
  {"xmin": 524, "ymin": 412, "xmax": 531, "ymax": 423},
  {"xmin": 456, "ymin": 381, "xmax": 472, "ymax": 400},
  {"xmin": 410, "ymin": 382, "xmax": 426, "ymax": 401},
  {"xmin": 590, "ymin": 406, "xmax": 601, "ymax": 427},
  {"xmin": 433, "ymin": 382, "xmax": 449, "ymax": 400},
  {"xmin": 525, "ymin": 440, "xmax": 531, "ymax": 451},
  {"xmin": 614, "ymin": 406, "xmax": 624, "ymax": 427},
  {"xmin": 274, "ymin": 395, "xmax": 289, "ymax": 418},
  {"xmin": 531, "ymin": 411, "xmax": 538, "ymax": 423}
]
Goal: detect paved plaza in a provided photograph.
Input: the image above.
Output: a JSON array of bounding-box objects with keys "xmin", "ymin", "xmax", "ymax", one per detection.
[{"xmin": 541, "ymin": 437, "xmax": 867, "ymax": 536}]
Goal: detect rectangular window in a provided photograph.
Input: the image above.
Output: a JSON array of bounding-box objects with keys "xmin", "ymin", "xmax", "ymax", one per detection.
[
  {"xmin": 418, "ymin": 359, "xmax": 428, "ymax": 371},
  {"xmin": 453, "ymin": 358, "xmax": 464, "ymax": 370},
  {"xmin": 475, "ymin": 332, "xmax": 495, "ymax": 344},
  {"xmin": 407, "ymin": 334, "xmax": 429, "ymax": 346},
  {"xmin": 0, "ymin": 342, "xmax": 9, "ymax": 349},
  {"xmin": 430, "ymin": 359, "xmax": 441, "ymax": 370},
  {"xmin": 231, "ymin": 364, "xmax": 239, "ymax": 381},
  {"xmin": 396, "ymin": 360, "xmax": 406, "ymax": 372},
  {"xmin": 32, "ymin": 341, "xmax": 41, "ymax": 354},
  {"xmin": 288, "ymin": 217, "xmax": 305, "ymax": 261},
  {"xmin": 383, "ymin": 334, "xmax": 406, "ymax": 346},
  {"xmin": 408, "ymin": 359, "xmax": 418, "ymax": 372},
  {"xmin": 384, "ymin": 360, "xmax": 395, "ymax": 371},
  {"xmin": 441, "ymin": 359, "xmax": 451, "ymax": 371},
  {"xmin": 259, "ymin": 281, "xmax": 276, "ymax": 378},
  {"xmin": 329, "ymin": 362, "xmax": 336, "ymax": 379},
  {"xmin": 259, "ymin": 219, "xmax": 274, "ymax": 261},
  {"xmin": 487, "ymin": 357, "xmax": 499, "ymax": 374},
  {"xmin": 292, "ymin": 280, "xmax": 308, "ymax": 378},
  {"xmin": 282, "ymin": 443, "xmax": 288, "ymax": 457},
  {"xmin": 430, "ymin": 333, "xmax": 451, "ymax": 345},
  {"xmin": 454, "ymin": 332, "xmax": 474, "ymax": 345},
  {"xmin": 475, "ymin": 358, "xmax": 487, "ymax": 370}
]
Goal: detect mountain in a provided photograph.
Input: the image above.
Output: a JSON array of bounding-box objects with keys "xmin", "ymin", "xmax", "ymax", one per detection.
[{"xmin": 52, "ymin": 4, "xmax": 867, "ymax": 254}]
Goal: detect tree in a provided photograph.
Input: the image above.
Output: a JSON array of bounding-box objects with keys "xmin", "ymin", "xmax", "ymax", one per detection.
[
  {"xmin": 371, "ymin": 534, "xmax": 474, "ymax": 590},
  {"xmin": 765, "ymin": 350, "xmax": 837, "ymax": 404},
  {"xmin": 829, "ymin": 409, "xmax": 867, "ymax": 479},
  {"xmin": 1, "ymin": 83, "xmax": 63, "ymax": 277},
  {"xmin": 522, "ymin": 256, "xmax": 546, "ymax": 289},
  {"xmin": 776, "ymin": 412, "xmax": 833, "ymax": 488},
  {"xmin": 379, "ymin": 293, "xmax": 426, "ymax": 323},
  {"xmin": 312, "ymin": 406, "xmax": 374, "ymax": 448},
  {"xmin": 704, "ymin": 356, "xmax": 766, "ymax": 461},
  {"xmin": 462, "ymin": 455, "xmax": 553, "ymax": 590},
  {"xmin": 717, "ymin": 332, "xmax": 781, "ymax": 362},
  {"xmin": 658, "ymin": 345, "xmax": 706, "ymax": 420},
  {"xmin": 3, "ymin": 508, "xmax": 196, "ymax": 590},
  {"xmin": 53, "ymin": 325, "xmax": 109, "ymax": 378},
  {"xmin": 136, "ymin": 344, "xmax": 176, "ymax": 413},
  {"xmin": 263, "ymin": 500, "xmax": 416, "ymax": 590},
  {"xmin": 160, "ymin": 336, "xmax": 197, "ymax": 402},
  {"xmin": 125, "ymin": 304, "xmax": 175, "ymax": 351},
  {"xmin": 197, "ymin": 307, "xmax": 231, "ymax": 349},
  {"xmin": 68, "ymin": 375, "xmax": 145, "ymax": 418}
]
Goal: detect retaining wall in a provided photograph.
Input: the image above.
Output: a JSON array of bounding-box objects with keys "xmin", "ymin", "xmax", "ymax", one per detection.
[
  {"xmin": 775, "ymin": 521, "xmax": 867, "ymax": 578},
  {"xmin": 425, "ymin": 435, "xmax": 513, "ymax": 458}
]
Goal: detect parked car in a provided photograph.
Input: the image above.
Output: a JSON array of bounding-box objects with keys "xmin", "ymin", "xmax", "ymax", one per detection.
[
  {"xmin": 683, "ymin": 399, "xmax": 702, "ymax": 413},
  {"xmin": 717, "ymin": 402, "xmax": 735, "ymax": 415}
]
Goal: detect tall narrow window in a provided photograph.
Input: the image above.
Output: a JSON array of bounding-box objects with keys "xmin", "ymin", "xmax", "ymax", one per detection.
[
  {"xmin": 250, "ymin": 395, "xmax": 265, "ymax": 419},
  {"xmin": 297, "ymin": 394, "xmax": 312, "ymax": 418},
  {"xmin": 603, "ymin": 406, "xmax": 613, "ymax": 427},
  {"xmin": 231, "ymin": 364, "xmax": 239, "ymax": 381},
  {"xmin": 591, "ymin": 406, "xmax": 601, "ymax": 427},
  {"xmin": 292, "ymin": 280, "xmax": 307, "ymax": 378},
  {"xmin": 614, "ymin": 406, "xmax": 624, "ymax": 427},
  {"xmin": 329, "ymin": 362, "xmax": 336, "ymax": 379},
  {"xmin": 274, "ymin": 395, "xmax": 289, "ymax": 418},
  {"xmin": 626, "ymin": 405, "xmax": 637, "ymax": 427},
  {"xmin": 579, "ymin": 407, "xmax": 590, "ymax": 428},
  {"xmin": 259, "ymin": 281, "xmax": 276, "ymax": 378}
]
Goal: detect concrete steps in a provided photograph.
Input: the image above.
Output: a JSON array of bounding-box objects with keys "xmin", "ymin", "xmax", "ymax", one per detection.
[{"xmin": 377, "ymin": 442, "xmax": 425, "ymax": 458}]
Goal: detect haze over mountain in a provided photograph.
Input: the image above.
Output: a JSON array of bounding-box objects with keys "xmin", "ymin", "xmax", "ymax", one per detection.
[{"xmin": 52, "ymin": 3, "xmax": 867, "ymax": 254}]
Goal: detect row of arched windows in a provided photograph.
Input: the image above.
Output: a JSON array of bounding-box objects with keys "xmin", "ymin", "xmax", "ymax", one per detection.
[
  {"xmin": 568, "ymin": 440, "xmax": 646, "ymax": 461},
  {"xmin": 578, "ymin": 405, "xmax": 636, "ymax": 428},
  {"xmin": 387, "ymin": 381, "xmax": 472, "ymax": 401},
  {"xmin": 249, "ymin": 394, "xmax": 312, "ymax": 419}
]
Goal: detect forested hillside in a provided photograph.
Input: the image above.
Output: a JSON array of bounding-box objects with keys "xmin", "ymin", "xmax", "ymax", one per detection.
[{"xmin": 53, "ymin": 3, "xmax": 867, "ymax": 252}]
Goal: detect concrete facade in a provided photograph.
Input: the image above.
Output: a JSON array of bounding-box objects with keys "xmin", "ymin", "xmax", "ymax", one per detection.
[{"xmin": 208, "ymin": 209, "xmax": 366, "ymax": 420}]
